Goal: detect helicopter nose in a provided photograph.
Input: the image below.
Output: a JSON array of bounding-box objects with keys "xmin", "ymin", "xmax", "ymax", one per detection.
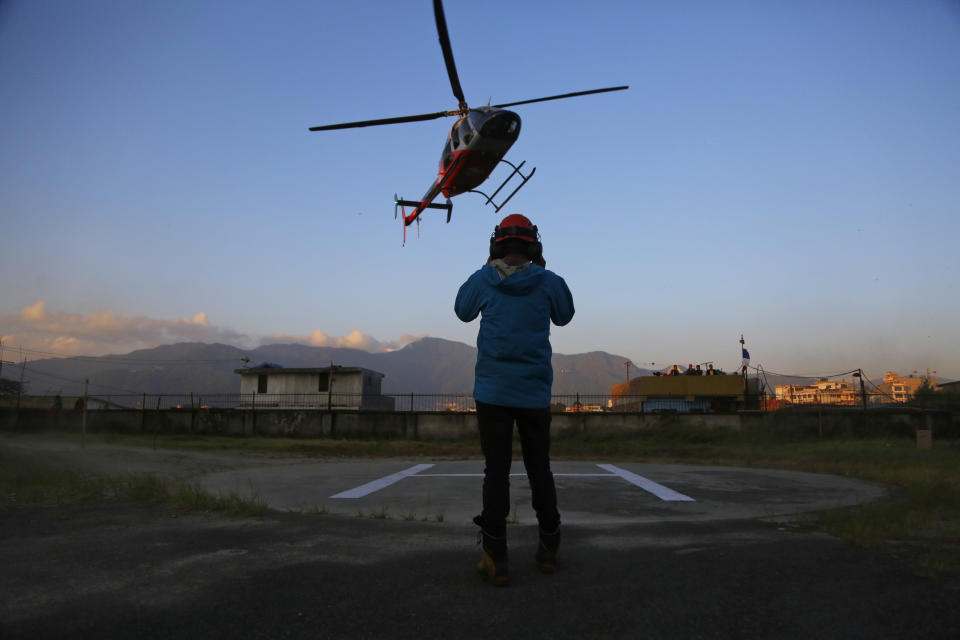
[{"xmin": 480, "ymin": 111, "xmax": 521, "ymax": 141}]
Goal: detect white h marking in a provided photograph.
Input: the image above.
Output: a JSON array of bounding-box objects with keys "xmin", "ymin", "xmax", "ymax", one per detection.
[
  {"xmin": 330, "ymin": 463, "xmax": 435, "ymax": 499},
  {"xmin": 328, "ymin": 463, "xmax": 695, "ymax": 502},
  {"xmin": 597, "ymin": 464, "xmax": 695, "ymax": 502}
]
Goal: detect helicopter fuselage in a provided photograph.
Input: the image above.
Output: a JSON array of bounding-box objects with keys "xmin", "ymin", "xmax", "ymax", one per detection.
[
  {"xmin": 310, "ymin": 0, "xmax": 626, "ymax": 241},
  {"xmin": 433, "ymin": 108, "xmax": 521, "ymax": 198}
]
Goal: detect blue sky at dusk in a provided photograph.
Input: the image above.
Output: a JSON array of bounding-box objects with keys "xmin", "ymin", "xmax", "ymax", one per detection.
[{"xmin": 1, "ymin": 0, "xmax": 958, "ymax": 380}]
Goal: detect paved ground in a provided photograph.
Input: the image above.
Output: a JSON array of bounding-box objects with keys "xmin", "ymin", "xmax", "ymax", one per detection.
[{"xmin": 2, "ymin": 439, "xmax": 959, "ymax": 639}]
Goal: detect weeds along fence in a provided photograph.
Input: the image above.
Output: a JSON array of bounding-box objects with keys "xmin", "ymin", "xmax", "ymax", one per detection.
[
  {"xmin": 3, "ymin": 393, "xmax": 956, "ymax": 440},
  {"xmin": 7, "ymin": 393, "xmax": 633, "ymax": 412},
  {"xmin": 5, "ymin": 391, "xmax": 957, "ymax": 413}
]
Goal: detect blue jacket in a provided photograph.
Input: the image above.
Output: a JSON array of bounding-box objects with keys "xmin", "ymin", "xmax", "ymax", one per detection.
[{"xmin": 455, "ymin": 262, "xmax": 574, "ymax": 408}]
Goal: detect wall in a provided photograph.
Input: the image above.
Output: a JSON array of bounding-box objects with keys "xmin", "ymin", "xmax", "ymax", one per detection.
[
  {"xmin": 1, "ymin": 407, "xmax": 954, "ymax": 440},
  {"xmin": 239, "ymin": 372, "xmax": 365, "ymax": 395}
]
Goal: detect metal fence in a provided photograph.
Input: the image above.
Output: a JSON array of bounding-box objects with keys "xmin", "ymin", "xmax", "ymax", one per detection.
[
  {"xmin": 105, "ymin": 393, "xmax": 622, "ymax": 412},
  {"xmin": 6, "ymin": 391, "xmax": 954, "ymax": 413},
  {"xmin": 10, "ymin": 392, "xmax": 622, "ymax": 412}
]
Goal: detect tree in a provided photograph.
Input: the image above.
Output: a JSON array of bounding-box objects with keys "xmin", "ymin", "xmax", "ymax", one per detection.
[
  {"xmin": 910, "ymin": 379, "xmax": 939, "ymax": 408},
  {"xmin": 0, "ymin": 378, "xmax": 23, "ymax": 396}
]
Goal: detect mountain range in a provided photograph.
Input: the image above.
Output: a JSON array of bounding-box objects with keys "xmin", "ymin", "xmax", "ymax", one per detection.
[{"xmin": 9, "ymin": 338, "xmax": 651, "ymax": 397}]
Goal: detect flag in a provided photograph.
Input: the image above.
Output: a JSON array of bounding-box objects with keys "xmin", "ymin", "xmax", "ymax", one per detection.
[{"xmin": 741, "ymin": 348, "xmax": 750, "ymax": 373}]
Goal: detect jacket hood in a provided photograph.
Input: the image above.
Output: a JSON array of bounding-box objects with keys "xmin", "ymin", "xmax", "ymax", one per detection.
[{"xmin": 482, "ymin": 261, "xmax": 544, "ymax": 294}]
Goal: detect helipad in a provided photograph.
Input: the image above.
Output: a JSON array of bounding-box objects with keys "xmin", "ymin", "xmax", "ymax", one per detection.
[{"xmin": 200, "ymin": 459, "xmax": 885, "ymax": 525}]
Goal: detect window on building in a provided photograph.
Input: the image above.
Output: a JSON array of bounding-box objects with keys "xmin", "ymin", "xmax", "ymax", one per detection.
[
  {"xmin": 257, "ymin": 375, "xmax": 268, "ymax": 394},
  {"xmin": 318, "ymin": 373, "xmax": 329, "ymax": 392}
]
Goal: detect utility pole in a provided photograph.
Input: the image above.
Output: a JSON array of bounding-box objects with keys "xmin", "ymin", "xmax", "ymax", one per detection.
[
  {"xmin": 16, "ymin": 355, "xmax": 26, "ymax": 412},
  {"xmin": 853, "ymin": 369, "xmax": 867, "ymax": 411},
  {"xmin": 624, "ymin": 361, "xmax": 631, "ymax": 383}
]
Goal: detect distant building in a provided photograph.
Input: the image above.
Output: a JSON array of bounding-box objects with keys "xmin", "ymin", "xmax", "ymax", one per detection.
[
  {"xmin": 234, "ymin": 365, "xmax": 394, "ymax": 410},
  {"xmin": 878, "ymin": 371, "xmax": 938, "ymax": 403},
  {"xmin": 775, "ymin": 379, "xmax": 859, "ymax": 406},
  {"xmin": 611, "ymin": 375, "xmax": 746, "ymax": 412},
  {"xmin": 937, "ymin": 380, "xmax": 960, "ymax": 394}
]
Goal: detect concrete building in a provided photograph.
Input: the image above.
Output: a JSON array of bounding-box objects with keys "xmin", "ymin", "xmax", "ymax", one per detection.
[
  {"xmin": 879, "ymin": 371, "xmax": 938, "ymax": 403},
  {"xmin": 937, "ymin": 380, "xmax": 960, "ymax": 394},
  {"xmin": 611, "ymin": 375, "xmax": 746, "ymax": 412},
  {"xmin": 774, "ymin": 379, "xmax": 859, "ymax": 406},
  {"xmin": 234, "ymin": 365, "xmax": 394, "ymax": 410}
]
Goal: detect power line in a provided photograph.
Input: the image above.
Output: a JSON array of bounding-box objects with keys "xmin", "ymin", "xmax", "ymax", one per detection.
[
  {"xmin": 2, "ymin": 343, "xmax": 248, "ymax": 365},
  {"xmin": 17, "ymin": 363, "xmax": 142, "ymax": 395},
  {"xmin": 746, "ymin": 365, "xmax": 860, "ymax": 380}
]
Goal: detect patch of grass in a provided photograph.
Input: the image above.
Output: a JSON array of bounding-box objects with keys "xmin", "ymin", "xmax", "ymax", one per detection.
[
  {"xmin": 297, "ymin": 504, "xmax": 331, "ymax": 516},
  {"xmin": 123, "ymin": 474, "xmax": 174, "ymax": 503},
  {"xmin": 93, "ymin": 432, "xmax": 481, "ymax": 459},
  {"xmin": 0, "ymin": 447, "xmax": 266, "ymax": 517},
  {"xmin": 0, "ymin": 448, "xmax": 118, "ymax": 508},
  {"xmin": 170, "ymin": 483, "xmax": 267, "ymax": 517},
  {"xmin": 369, "ymin": 506, "xmax": 391, "ymax": 520}
]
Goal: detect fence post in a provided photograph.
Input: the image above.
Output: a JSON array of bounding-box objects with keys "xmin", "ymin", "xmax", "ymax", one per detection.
[
  {"xmin": 81, "ymin": 378, "xmax": 88, "ymax": 449},
  {"xmin": 15, "ymin": 358, "xmax": 25, "ymax": 428},
  {"xmin": 328, "ymin": 362, "xmax": 334, "ymax": 412},
  {"xmin": 858, "ymin": 369, "xmax": 867, "ymax": 411},
  {"xmin": 410, "ymin": 392, "xmax": 414, "ymax": 412}
]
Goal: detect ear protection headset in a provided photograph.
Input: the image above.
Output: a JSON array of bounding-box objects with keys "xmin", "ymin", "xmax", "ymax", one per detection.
[{"xmin": 489, "ymin": 220, "xmax": 543, "ymax": 261}]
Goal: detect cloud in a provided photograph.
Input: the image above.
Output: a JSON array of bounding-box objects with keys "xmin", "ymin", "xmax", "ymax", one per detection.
[
  {"xmin": 1, "ymin": 301, "xmax": 428, "ymax": 358},
  {"xmin": 265, "ymin": 329, "xmax": 427, "ymax": 353},
  {"xmin": 1, "ymin": 301, "xmax": 249, "ymax": 357}
]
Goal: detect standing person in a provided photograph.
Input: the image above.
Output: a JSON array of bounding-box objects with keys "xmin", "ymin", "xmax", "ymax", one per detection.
[
  {"xmin": 455, "ymin": 214, "xmax": 575, "ymax": 586},
  {"xmin": 50, "ymin": 393, "xmax": 63, "ymax": 423}
]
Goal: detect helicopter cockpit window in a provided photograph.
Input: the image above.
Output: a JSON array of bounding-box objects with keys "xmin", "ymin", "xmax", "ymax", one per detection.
[
  {"xmin": 458, "ymin": 117, "xmax": 474, "ymax": 146},
  {"xmin": 451, "ymin": 126, "xmax": 460, "ymax": 149},
  {"xmin": 480, "ymin": 113, "xmax": 520, "ymax": 141}
]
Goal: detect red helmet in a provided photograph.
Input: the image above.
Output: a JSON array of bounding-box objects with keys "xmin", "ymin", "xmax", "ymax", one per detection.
[{"xmin": 493, "ymin": 214, "xmax": 538, "ymax": 243}]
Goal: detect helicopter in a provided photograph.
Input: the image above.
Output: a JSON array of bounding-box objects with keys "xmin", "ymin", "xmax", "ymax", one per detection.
[{"xmin": 309, "ymin": 0, "xmax": 628, "ymax": 242}]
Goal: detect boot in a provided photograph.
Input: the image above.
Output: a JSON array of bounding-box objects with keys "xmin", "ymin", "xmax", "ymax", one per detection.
[
  {"xmin": 474, "ymin": 515, "xmax": 509, "ymax": 586},
  {"xmin": 535, "ymin": 525, "xmax": 561, "ymax": 573}
]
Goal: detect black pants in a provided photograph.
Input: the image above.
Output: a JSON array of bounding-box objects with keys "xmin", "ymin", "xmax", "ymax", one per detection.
[{"xmin": 476, "ymin": 401, "xmax": 560, "ymax": 536}]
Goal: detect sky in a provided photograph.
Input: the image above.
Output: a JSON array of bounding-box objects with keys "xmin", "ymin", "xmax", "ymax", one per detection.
[{"xmin": 1, "ymin": 0, "xmax": 958, "ymax": 381}]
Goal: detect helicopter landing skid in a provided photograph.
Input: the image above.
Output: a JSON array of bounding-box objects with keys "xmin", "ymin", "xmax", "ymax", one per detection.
[{"xmin": 469, "ymin": 159, "xmax": 536, "ymax": 213}]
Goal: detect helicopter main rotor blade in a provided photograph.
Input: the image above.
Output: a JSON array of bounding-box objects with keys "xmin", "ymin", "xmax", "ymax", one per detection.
[
  {"xmin": 309, "ymin": 109, "xmax": 461, "ymax": 131},
  {"xmin": 492, "ymin": 85, "xmax": 629, "ymax": 109},
  {"xmin": 433, "ymin": 0, "xmax": 468, "ymax": 113}
]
